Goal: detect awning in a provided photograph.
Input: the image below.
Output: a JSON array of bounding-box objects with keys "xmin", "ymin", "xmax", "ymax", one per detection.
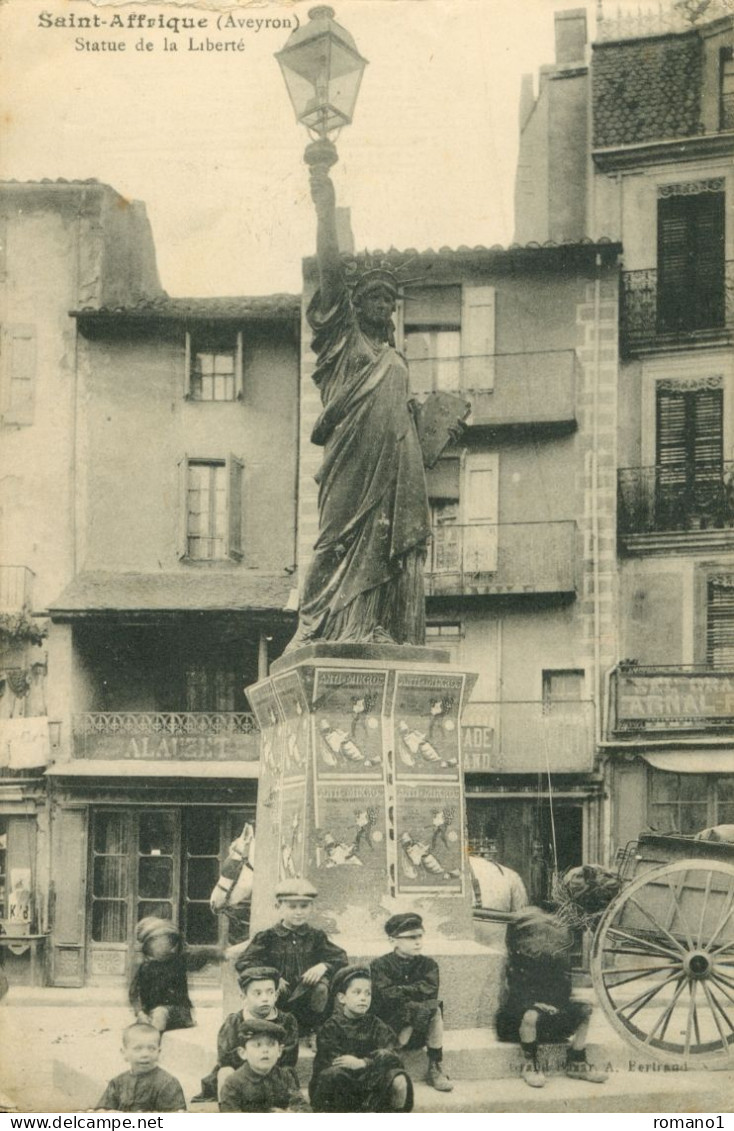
[
  {"xmin": 640, "ymin": 750, "xmax": 734, "ymax": 774},
  {"xmin": 45, "ymin": 759, "xmax": 260, "ymax": 779},
  {"xmin": 48, "ymin": 571, "xmax": 297, "ymax": 618}
]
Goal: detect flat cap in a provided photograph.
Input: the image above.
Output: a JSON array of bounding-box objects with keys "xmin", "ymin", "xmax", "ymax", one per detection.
[
  {"xmin": 135, "ymin": 916, "xmax": 179, "ymax": 945},
  {"xmin": 274, "ymin": 877, "xmax": 318, "ymax": 900},
  {"xmin": 384, "ymin": 913, "xmax": 424, "ymax": 937},
  {"xmin": 237, "ymin": 965, "xmax": 280, "ymax": 990},
  {"xmin": 332, "ymin": 964, "xmax": 371, "ymax": 997},
  {"xmin": 235, "ymin": 1017, "xmax": 286, "ymax": 1044}
]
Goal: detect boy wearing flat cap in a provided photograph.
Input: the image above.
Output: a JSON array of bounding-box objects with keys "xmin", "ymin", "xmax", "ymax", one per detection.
[
  {"xmin": 310, "ymin": 965, "xmax": 413, "ymax": 1113},
  {"xmin": 193, "ymin": 966, "xmax": 299, "ymax": 1104},
  {"xmin": 129, "ymin": 917, "xmax": 222, "ymax": 1033},
  {"xmin": 218, "ymin": 1019, "xmax": 310, "ymax": 1113},
  {"xmin": 370, "ymin": 913, "xmax": 452, "ymax": 1092},
  {"xmin": 235, "ymin": 878, "xmax": 347, "ymax": 1036}
]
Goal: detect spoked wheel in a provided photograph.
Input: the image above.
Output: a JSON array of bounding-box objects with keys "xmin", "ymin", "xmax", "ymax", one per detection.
[{"xmin": 591, "ymin": 859, "xmax": 734, "ymax": 1066}]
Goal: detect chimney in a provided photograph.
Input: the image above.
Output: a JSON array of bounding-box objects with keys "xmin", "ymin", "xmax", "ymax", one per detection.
[
  {"xmin": 554, "ymin": 8, "xmax": 587, "ymax": 65},
  {"xmin": 335, "ymin": 206, "xmax": 355, "ymax": 255}
]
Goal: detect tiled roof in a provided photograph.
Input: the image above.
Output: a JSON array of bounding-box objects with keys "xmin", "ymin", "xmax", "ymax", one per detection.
[
  {"xmin": 592, "ymin": 32, "xmax": 704, "ymax": 148},
  {"xmin": 49, "ymin": 571, "xmax": 297, "ymax": 616},
  {"xmin": 72, "ymin": 294, "xmax": 301, "ymax": 321}
]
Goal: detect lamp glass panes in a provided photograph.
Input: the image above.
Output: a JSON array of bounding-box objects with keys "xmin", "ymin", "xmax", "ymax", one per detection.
[{"xmin": 276, "ymin": 6, "xmax": 367, "ymax": 138}]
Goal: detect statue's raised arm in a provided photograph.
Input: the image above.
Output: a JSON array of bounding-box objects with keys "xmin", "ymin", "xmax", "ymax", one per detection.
[{"xmin": 307, "ymin": 145, "xmax": 343, "ymax": 314}]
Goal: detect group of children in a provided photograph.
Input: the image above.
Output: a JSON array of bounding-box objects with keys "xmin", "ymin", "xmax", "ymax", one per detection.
[{"xmin": 95, "ymin": 877, "xmax": 606, "ymax": 1113}]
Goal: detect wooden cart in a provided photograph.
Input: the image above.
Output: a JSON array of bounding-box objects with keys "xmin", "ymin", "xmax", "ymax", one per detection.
[{"xmin": 590, "ymin": 833, "xmax": 734, "ymax": 1066}]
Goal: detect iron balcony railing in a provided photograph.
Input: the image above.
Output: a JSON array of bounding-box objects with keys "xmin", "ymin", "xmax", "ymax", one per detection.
[
  {"xmin": 618, "ymin": 462, "xmax": 734, "ymax": 537},
  {"xmin": 0, "ymin": 565, "xmax": 34, "ymax": 613},
  {"xmin": 461, "ymin": 699, "xmax": 595, "ymax": 773},
  {"xmin": 426, "ymin": 520, "xmax": 577, "ymax": 596},
  {"xmin": 408, "ymin": 349, "xmax": 579, "ymax": 428},
  {"xmin": 72, "ymin": 711, "xmax": 260, "ymax": 760},
  {"xmin": 621, "ymin": 263, "xmax": 734, "ymax": 353}
]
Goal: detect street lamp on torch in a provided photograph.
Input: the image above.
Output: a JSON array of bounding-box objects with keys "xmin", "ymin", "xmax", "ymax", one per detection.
[{"xmin": 276, "ymin": 5, "xmax": 368, "ymax": 166}]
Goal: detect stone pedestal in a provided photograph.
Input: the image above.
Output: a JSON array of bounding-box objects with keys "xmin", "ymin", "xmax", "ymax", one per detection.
[{"xmin": 235, "ymin": 642, "xmax": 505, "ymax": 1028}]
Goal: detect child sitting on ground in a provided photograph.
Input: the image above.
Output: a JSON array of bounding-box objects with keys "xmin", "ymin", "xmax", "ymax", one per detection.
[
  {"xmin": 193, "ymin": 965, "xmax": 299, "ymax": 1103},
  {"xmin": 218, "ymin": 1019, "xmax": 310, "ymax": 1113},
  {"xmin": 495, "ymin": 906, "xmax": 608, "ymax": 1088},
  {"xmin": 370, "ymin": 912, "xmax": 453, "ymax": 1092},
  {"xmin": 309, "ymin": 965, "xmax": 413, "ymax": 1113},
  {"xmin": 235, "ymin": 878, "xmax": 347, "ymax": 1036},
  {"xmin": 95, "ymin": 1022, "xmax": 186, "ymax": 1112},
  {"xmin": 129, "ymin": 917, "xmax": 221, "ymax": 1033}
]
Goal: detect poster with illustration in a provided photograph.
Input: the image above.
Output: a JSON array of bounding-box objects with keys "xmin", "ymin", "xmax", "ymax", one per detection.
[
  {"xmin": 393, "ymin": 672, "xmax": 464, "ymax": 779},
  {"xmin": 312, "ymin": 669, "xmax": 388, "ymax": 778},
  {"xmin": 394, "ymin": 784, "xmax": 464, "ymax": 894}
]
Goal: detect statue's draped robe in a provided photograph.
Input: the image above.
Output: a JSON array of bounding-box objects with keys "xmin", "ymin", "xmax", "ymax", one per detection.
[{"xmin": 295, "ymin": 287, "xmax": 431, "ymax": 645}]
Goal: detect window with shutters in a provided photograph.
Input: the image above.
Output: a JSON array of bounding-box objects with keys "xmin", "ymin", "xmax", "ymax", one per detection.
[
  {"xmin": 648, "ymin": 771, "xmax": 734, "ymax": 834},
  {"xmin": 184, "ymin": 330, "xmax": 243, "ymax": 401},
  {"xmin": 706, "ymin": 574, "xmax": 734, "ymax": 668},
  {"xmin": 657, "ymin": 187, "xmax": 725, "ymax": 337},
  {"xmin": 401, "ymin": 284, "xmax": 495, "ymax": 394},
  {"xmin": 654, "ymin": 383, "xmax": 723, "ymax": 529},
  {"xmin": 181, "ymin": 455, "xmax": 243, "ymax": 561}
]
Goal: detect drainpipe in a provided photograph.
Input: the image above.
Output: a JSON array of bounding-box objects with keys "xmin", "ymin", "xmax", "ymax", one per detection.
[{"xmin": 592, "ymin": 252, "xmax": 602, "ymax": 751}]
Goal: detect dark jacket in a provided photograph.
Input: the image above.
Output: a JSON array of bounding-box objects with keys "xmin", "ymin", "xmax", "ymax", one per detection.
[
  {"xmin": 218, "ymin": 1063, "xmax": 309, "ymax": 1113},
  {"xmin": 370, "ymin": 952, "xmax": 441, "ymax": 1038},
  {"xmin": 217, "ymin": 1008, "xmax": 299, "ymax": 1070},
  {"xmin": 309, "ymin": 1010, "xmax": 408, "ymax": 1113},
  {"xmin": 97, "ymin": 1068, "xmax": 186, "ymax": 1113},
  {"xmin": 235, "ymin": 923, "xmax": 347, "ymax": 990}
]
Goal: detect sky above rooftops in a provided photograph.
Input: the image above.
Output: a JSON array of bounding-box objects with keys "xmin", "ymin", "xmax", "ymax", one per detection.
[{"xmin": 1, "ymin": 0, "xmax": 598, "ymax": 295}]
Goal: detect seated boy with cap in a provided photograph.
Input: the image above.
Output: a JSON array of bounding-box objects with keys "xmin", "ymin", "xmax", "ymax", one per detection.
[
  {"xmin": 370, "ymin": 912, "xmax": 453, "ymax": 1092},
  {"xmin": 193, "ymin": 966, "xmax": 299, "ymax": 1104},
  {"xmin": 218, "ymin": 1019, "xmax": 310, "ymax": 1113},
  {"xmin": 235, "ymin": 877, "xmax": 347, "ymax": 1036},
  {"xmin": 129, "ymin": 916, "xmax": 222, "ymax": 1033},
  {"xmin": 310, "ymin": 965, "xmax": 413, "ymax": 1113}
]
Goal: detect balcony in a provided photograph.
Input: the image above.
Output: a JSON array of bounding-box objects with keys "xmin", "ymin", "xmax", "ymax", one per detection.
[
  {"xmin": 426, "ymin": 521, "xmax": 577, "ymax": 597},
  {"xmin": 621, "ymin": 263, "xmax": 734, "ymax": 355},
  {"xmin": 610, "ymin": 666, "xmax": 734, "ymax": 739},
  {"xmin": 0, "ymin": 566, "xmax": 34, "ymax": 612},
  {"xmin": 618, "ymin": 462, "xmax": 734, "ymax": 553},
  {"xmin": 409, "ymin": 350, "xmax": 578, "ymax": 430},
  {"xmin": 72, "ymin": 711, "xmax": 260, "ymax": 762},
  {"xmin": 461, "ymin": 699, "xmax": 595, "ymax": 773}
]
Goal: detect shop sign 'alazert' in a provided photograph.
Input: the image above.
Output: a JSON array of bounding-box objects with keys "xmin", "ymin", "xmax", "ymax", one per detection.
[{"xmin": 613, "ymin": 670, "xmax": 734, "ymax": 734}]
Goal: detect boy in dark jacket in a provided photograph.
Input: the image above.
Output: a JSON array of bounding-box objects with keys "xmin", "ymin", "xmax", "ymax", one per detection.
[
  {"xmin": 193, "ymin": 965, "xmax": 299, "ymax": 1103},
  {"xmin": 129, "ymin": 917, "xmax": 221, "ymax": 1032},
  {"xmin": 310, "ymin": 965, "xmax": 413, "ymax": 1113},
  {"xmin": 370, "ymin": 912, "xmax": 452, "ymax": 1091},
  {"xmin": 235, "ymin": 878, "xmax": 347, "ymax": 1035},
  {"xmin": 96, "ymin": 1022, "xmax": 186, "ymax": 1113},
  {"xmin": 218, "ymin": 1019, "xmax": 310, "ymax": 1113},
  {"xmin": 495, "ymin": 907, "xmax": 608, "ymax": 1088}
]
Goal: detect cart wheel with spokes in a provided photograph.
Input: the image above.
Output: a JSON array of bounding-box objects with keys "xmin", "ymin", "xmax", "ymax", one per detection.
[{"xmin": 591, "ymin": 859, "xmax": 734, "ymax": 1066}]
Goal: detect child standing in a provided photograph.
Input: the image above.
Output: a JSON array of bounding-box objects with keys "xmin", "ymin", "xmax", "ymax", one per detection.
[
  {"xmin": 235, "ymin": 878, "xmax": 347, "ymax": 1035},
  {"xmin": 95, "ymin": 1022, "xmax": 186, "ymax": 1112},
  {"xmin": 310, "ymin": 965, "xmax": 413, "ymax": 1113},
  {"xmin": 193, "ymin": 965, "xmax": 299, "ymax": 1103},
  {"xmin": 218, "ymin": 1019, "xmax": 310, "ymax": 1113},
  {"xmin": 129, "ymin": 916, "xmax": 220, "ymax": 1033},
  {"xmin": 370, "ymin": 912, "xmax": 453, "ymax": 1092}
]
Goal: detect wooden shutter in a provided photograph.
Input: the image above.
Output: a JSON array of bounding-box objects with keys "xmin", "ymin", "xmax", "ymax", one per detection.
[
  {"xmin": 3, "ymin": 324, "xmax": 37, "ymax": 425},
  {"xmin": 50, "ymin": 807, "xmax": 88, "ymax": 987},
  {"xmin": 657, "ymin": 192, "xmax": 725, "ymax": 333},
  {"xmin": 462, "ymin": 452, "xmax": 499, "ymax": 572},
  {"xmin": 227, "ymin": 455, "xmax": 244, "ymax": 561},
  {"xmin": 461, "ymin": 286, "xmax": 495, "ymax": 390},
  {"xmin": 656, "ymin": 387, "xmax": 723, "ymax": 518},
  {"xmin": 707, "ymin": 576, "xmax": 734, "ymax": 668},
  {"xmin": 183, "ymin": 332, "xmax": 192, "ymax": 399},
  {"xmin": 177, "ymin": 455, "xmax": 189, "ymax": 560}
]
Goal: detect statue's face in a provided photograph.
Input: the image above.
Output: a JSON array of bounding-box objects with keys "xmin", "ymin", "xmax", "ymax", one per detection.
[{"xmin": 356, "ymin": 283, "xmax": 396, "ymax": 338}]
